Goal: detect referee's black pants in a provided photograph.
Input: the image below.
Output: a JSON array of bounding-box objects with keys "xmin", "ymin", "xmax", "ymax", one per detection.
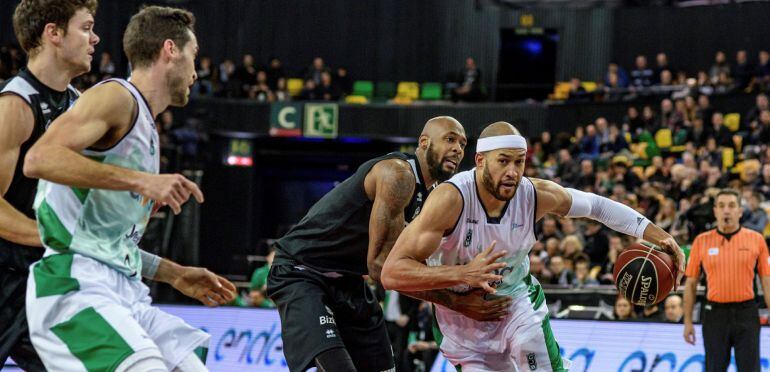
[{"xmin": 701, "ymin": 300, "xmax": 760, "ymax": 372}]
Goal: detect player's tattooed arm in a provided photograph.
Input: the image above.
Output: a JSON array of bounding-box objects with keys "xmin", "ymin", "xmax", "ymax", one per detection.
[
  {"xmin": 0, "ymin": 95, "xmax": 41, "ymax": 247},
  {"xmin": 365, "ymin": 159, "xmax": 416, "ymax": 282}
]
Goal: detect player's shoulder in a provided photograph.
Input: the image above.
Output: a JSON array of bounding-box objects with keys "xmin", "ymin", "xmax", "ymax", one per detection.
[
  {"xmin": 371, "ymin": 157, "xmax": 415, "ymax": 185},
  {"xmin": 71, "ymin": 81, "xmax": 136, "ymax": 118}
]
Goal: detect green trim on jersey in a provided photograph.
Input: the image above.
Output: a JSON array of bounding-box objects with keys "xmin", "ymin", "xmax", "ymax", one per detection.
[
  {"xmin": 194, "ymin": 346, "xmax": 209, "ymax": 364},
  {"xmin": 37, "ymin": 199, "xmax": 72, "ymax": 251},
  {"xmin": 33, "ymin": 253, "xmax": 79, "ymax": 297},
  {"xmin": 51, "ymin": 306, "xmax": 134, "ymax": 372},
  {"xmin": 70, "ymin": 187, "xmax": 90, "ymax": 204},
  {"xmin": 527, "ymin": 276, "xmax": 566, "ymax": 371}
]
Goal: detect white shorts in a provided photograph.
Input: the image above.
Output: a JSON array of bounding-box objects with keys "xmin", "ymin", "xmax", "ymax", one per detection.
[
  {"xmin": 26, "ymin": 251, "xmax": 210, "ymax": 371},
  {"xmin": 435, "ymin": 276, "xmax": 571, "ymax": 371}
]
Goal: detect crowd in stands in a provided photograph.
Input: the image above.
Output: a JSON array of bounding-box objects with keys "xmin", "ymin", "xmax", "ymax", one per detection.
[{"xmin": 567, "ymin": 49, "xmax": 770, "ymax": 103}]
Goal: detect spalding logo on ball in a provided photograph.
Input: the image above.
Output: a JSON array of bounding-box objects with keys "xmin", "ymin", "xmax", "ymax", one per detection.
[{"xmin": 613, "ymin": 242, "xmax": 678, "ymax": 306}]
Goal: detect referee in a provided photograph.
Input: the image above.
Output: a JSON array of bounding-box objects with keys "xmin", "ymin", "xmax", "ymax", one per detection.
[{"xmin": 683, "ymin": 189, "xmax": 770, "ymax": 372}]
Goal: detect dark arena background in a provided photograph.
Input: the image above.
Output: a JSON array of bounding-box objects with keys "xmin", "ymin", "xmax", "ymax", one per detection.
[{"xmin": 2, "ymin": 0, "xmax": 770, "ymax": 371}]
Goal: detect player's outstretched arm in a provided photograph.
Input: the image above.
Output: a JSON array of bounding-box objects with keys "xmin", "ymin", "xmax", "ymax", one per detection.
[
  {"xmin": 381, "ymin": 183, "xmax": 506, "ymax": 293},
  {"xmin": 151, "ymin": 256, "xmax": 237, "ymax": 307},
  {"xmin": 531, "ymin": 178, "xmax": 684, "ymax": 280},
  {"xmin": 23, "ymin": 82, "xmax": 203, "ymax": 214},
  {"xmin": 0, "ymin": 95, "xmax": 42, "ymax": 247},
  {"xmin": 365, "ymin": 159, "xmax": 415, "ymax": 282}
]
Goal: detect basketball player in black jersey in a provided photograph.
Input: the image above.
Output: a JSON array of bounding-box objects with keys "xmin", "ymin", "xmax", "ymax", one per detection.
[
  {"xmin": 0, "ymin": 1, "xmax": 234, "ymax": 369},
  {"xmin": 267, "ymin": 116, "xmax": 513, "ymax": 372}
]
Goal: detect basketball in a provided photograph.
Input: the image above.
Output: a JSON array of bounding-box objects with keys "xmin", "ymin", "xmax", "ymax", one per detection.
[{"xmin": 613, "ymin": 243, "xmax": 677, "ymax": 306}]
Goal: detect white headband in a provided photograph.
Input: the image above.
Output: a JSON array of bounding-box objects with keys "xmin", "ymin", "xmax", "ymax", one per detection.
[{"xmin": 476, "ymin": 135, "xmax": 528, "ymax": 153}]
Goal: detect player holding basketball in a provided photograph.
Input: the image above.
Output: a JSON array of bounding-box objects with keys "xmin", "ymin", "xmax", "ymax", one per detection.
[{"xmin": 382, "ymin": 122, "xmax": 684, "ymax": 371}]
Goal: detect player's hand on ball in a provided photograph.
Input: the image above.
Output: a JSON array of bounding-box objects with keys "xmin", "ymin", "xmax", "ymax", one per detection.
[
  {"xmin": 683, "ymin": 322, "xmax": 696, "ymax": 345},
  {"xmin": 451, "ymin": 288, "xmax": 512, "ymax": 321},
  {"xmin": 172, "ymin": 266, "xmax": 237, "ymax": 307},
  {"xmin": 461, "ymin": 241, "xmax": 507, "ymax": 294},
  {"xmin": 136, "ymin": 173, "xmax": 204, "ymax": 215},
  {"xmin": 657, "ymin": 236, "xmax": 684, "ymax": 285}
]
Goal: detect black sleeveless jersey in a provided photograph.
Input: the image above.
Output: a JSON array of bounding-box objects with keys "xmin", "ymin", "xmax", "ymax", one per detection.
[
  {"xmin": 0, "ymin": 68, "xmax": 79, "ymax": 270},
  {"xmin": 275, "ymin": 152, "xmax": 430, "ymax": 276}
]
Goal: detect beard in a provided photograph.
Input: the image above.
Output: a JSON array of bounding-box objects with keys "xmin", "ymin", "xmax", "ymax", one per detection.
[
  {"xmin": 482, "ymin": 165, "xmax": 517, "ymax": 201},
  {"xmin": 168, "ymin": 69, "xmax": 190, "ymax": 107},
  {"xmin": 425, "ymin": 143, "xmax": 456, "ymax": 182}
]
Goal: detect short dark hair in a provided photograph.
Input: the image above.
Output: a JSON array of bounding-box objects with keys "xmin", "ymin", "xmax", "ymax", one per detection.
[
  {"xmin": 13, "ymin": 0, "xmax": 98, "ymax": 56},
  {"xmin": 715, "ymin": 188, "xmax": 741, "ymax": 205},
  {"xmin": 123, "ymin": 5, "xmax": 195, "ymax": 69}
]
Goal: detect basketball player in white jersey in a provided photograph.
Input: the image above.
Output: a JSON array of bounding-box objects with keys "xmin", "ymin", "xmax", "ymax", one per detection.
[
  {"xmin": 22, "ymin": 6, "xmax": 231, "ymax": 371},
  {"xmin": 382, "ymin": 122, "xmax": 684, "ymax": 371}
]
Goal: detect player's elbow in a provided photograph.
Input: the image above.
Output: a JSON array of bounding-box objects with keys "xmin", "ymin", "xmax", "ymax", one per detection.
[
  {"xmin": 23, "ymin": 145, "xmax": 46, "ymax": 179},
  {"xmin": 380, "ymin": 260, "xmax": 397, "ymax": 290}
]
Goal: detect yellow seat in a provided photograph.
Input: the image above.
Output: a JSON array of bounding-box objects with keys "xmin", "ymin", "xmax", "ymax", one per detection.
[
  {"xmin": 549, "ymin": 82, "xmax": 571, "ymax": 100},
  {"xmin": 722, "ymin": 148, "xmax": 734, "ymax": 170},
  {"xmin": 724, "ymin": 113, "xmax": 740, "ymax": 132},
  {"xmin": 580, "ymin": 81, "xmax": 598, "ymax": 92},
  {"xmin": 345, "ymin": 95, "xmax": 368, "ymax": 104},
  {"xmin": 654, "ymin": 129, "xmax": 673, "ymax": 149},
  {"xmin": 287, "ymin": 78, "xmax": 304, "ymax": 97},
  {"xmin": 396, "ymin": 82, "xmax": 420, "ymax": 100}
]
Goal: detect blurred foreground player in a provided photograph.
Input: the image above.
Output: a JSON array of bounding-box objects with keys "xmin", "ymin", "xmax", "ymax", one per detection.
[
  {"xmin": 683, "ymin": 189, "xmax": 770, "ymax": 372},
  {"xmin": 268, "ymin": 116, "xmax": 513, "ymax": 372},
  {"xmin": 382, "ymin": 122, "xmax": 683, "ymax": 371},
  {"xmin": 1, "ymin": 1, "xmax": 233, "ymax": 370},
  {"xmin": 22, "ymin": 6, "xmax": 234, "ymax": 371}
]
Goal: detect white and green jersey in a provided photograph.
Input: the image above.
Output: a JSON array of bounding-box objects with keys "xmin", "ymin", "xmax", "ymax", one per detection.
[
  {"xmin": 428, "ymin": 169, "xmax": 537, "ymax": 298},
  {"xmin": 34, "ymin": 79, "xmax": 159, "ymax": 279}
]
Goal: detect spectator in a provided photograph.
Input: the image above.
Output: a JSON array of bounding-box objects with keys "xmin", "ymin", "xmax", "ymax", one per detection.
[
  {"xmin": 304, "ymin": 56, "xmax": 331, "ymax": 85},
  {"xmin": 755, "ymin": 50, "xmax": 770, "ymax": 90},
  {"xmin": 452, "ymin": 57, "xmax": 483, "ymax": 102},
  {"xmin": 611, "ymin": 155, "xmax": 642, "ymax": 192},
  {"xmin": 567, "ymin": 77, "xmax": 590, "ymax": 103},
  {"xmin": 98, "ymin": 51, "xmax": 115, "ymax": 77},
  {"xmin": 335, "ymin": 67, "xmax": 352, "ymax": 97},
  {"xmin": 560, "ymin": 235, "xmax": 584, "ymax": 266},
  {"xmin": 537, "ymin": 216, "xmax": 564, "ymax": 241},
  {"xmin": 664, "ymin": 295, "xmax": 684, "ymax": 323},
  {"xmin": 556, "ymin": 149, "xmax": 580, "ymax": 186},
  {"xmin": 577, "ymin": 159, "xmax": 597, "ymax": 191},
  {"xmin": 192, "ymin": 56, "xmax": 214, "ymax": 97},
  {"xmin": 631, "ymin": 55, "xmax": 654, "ymax": 88},
  {"xmin": 758, "ymin": 164, "xmax": 770, "ymax": 199},
  {"xmin": 274, "ymin": 78, "xmax": 290, "ymax": 102},
  {"xmin": 583, "ymin": 219, "xmax": 609, "ymax": 267},
  {"xmin": 605, "ymin": 62, "xmax": 629, "ymax": 88},
  {"xmin": 744, "ymin": 93, "xmax": 769, "ymax": 132},
  {"xmin": 613, "ymin": 296, "xmax": 636, "ymax": 320},
  {"xmin": 265, "ymin": 57, "xmax": 286, "ymax": 91},
  {"xmin": 317, "ymin": 71, "xmax": 341, "ymax": 101},
  {"xmin": 697, "ymin": 94, "xmax": 714, "ymax": 128},
  {"xmin": 599, "ymin": 235, "xmax": 623, "ymax": 284},
  {"xmin": 218, "ymin": 58, "xmax": 237, "ymax": 97},
  {"xmin": 709, "ymin": 51, "xmax": 730, "ymax": 85},
  {"xmin": 709, "ymin": 112, "xmax": 733, "ymax": 148},
  {"xmin": 299, "ymin": 79, "xmax": 319, "ymax": 100},
  {"xmin": 529, "ymin": 254, "xmax": 552, "ymax": 284},
  {"xmin": 741, "ymin": 191, "xmax": 768, "ymax": 233},
  {"xmin": 548, "ymin": 256, "xmax": 575, "ymax": 286},
  {"xmin": 383, "ymin": 290, "xmax": 418, "ymax": 370},
  {"xmin": 641, "ymin": 105, "xmax": 657, "ymax": 133},
  {"xmin": 655, "ymin": 198, "xmax": 677, "ymax": 231},
  {"xmin": 733, "ymin": 50, "xmax": 753, "ymax": 90},
  {"xmin": 233, "ymin": 54, "xmax": 258, "ymax": 97},
  {"xmin": 653, "ymin": 52, "xmax": 670, "ymax": 84},
  {"xmin": 572, "ymin": 258, "xmax": 599, "ymax": 288},
  {"xmin": 404, "ymin": 302, "xmax": 439, "ymax": 372},
  {"xmin": 686, "ymin": 114, "xmax": 709, "ymax": 148},
  {"xmin": 623, "ymin": 106, "xmax": 644, "ymax": 135},
  {"xmin": 249, "ymin": 70, "xmax": 274, "ymax": 102},
  {"xmin": 245, "ymin": 246, "xmax": 276, "ymax": 308},
  {"xmin": 579, "ymin": 124, "xmax": 601, "ymax": 161}
]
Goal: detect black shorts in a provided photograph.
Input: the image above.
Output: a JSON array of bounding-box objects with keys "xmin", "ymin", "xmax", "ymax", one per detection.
[
  {"xmin": 0, "ymin": 267, "xmax": 45, "ymax": 372},
  {"xmin": 267, "ymin": 264, "xmax": 394, "ymax": 372}
]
